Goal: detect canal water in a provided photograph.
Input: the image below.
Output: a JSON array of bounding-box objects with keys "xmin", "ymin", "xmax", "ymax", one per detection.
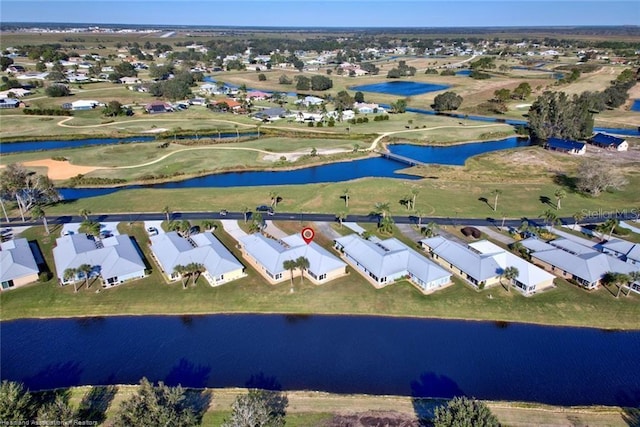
[{"xmin": 2, "ymin": 314, "xmax": 639, "ymax": 406}]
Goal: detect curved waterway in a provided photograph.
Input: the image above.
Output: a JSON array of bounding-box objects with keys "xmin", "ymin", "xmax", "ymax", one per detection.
[{"xmin": 2, "ymin": 315, "xmax": 639, "ymax": 406}]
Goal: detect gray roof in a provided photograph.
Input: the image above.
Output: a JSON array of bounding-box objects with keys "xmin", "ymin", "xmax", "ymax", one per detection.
[
  {"xmin": 252, "ymin": 107, "xmax": 286, "ymax": 119},
  {"xmin": 53, "ymin": 233, "xmax": 145, "ymax": 281},
  {"xmin": 422, "ymin": 236, "xmax": 503, "ymax": 282},
  {"xmin": 519, "ymin": 238, "xmax": 555, "ymax": 253},
  {"xmin": 336, "ymin": 235, "xmax": 450, "ymax": 284},
  {"xmin": 150, "ymin": 231, "xmax": 243, "ymax": 278},
  {"xmin": 241, "ymin": 233, "xmax": 345, "ymax": 277},
  {"xmin": 0, "ymin": 238, "xmax": 39, "ymax": 283},
  {"xmin": 548, "ymin": 238, "xmax": 595, "ymax": 256},
  {"xmin": 600, "ymin": 239, "xmax": 640, "ymax": 262}
]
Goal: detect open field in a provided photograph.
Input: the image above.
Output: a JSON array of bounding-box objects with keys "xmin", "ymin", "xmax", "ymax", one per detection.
[
  {"xmin": 1, "ymin": 221, "xmax": 639, "ymax": 329},
  {"xmin": 30, "ymin": 384, "xmax": 635, "ymax": 427}
]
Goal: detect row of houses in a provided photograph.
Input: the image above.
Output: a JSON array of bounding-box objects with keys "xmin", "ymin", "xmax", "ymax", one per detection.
[{"xmin": 545, "ymin": 133, "xmax": 628, "ymax": 155}]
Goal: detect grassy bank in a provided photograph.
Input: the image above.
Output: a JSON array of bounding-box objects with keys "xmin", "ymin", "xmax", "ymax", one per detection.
[
  {"xmin": 2, "ymin": 221, "xmax": 639, "ymax": 329},
  {"xmin": 31, "ymin": 385, "xmax": 637, "ymax": 427}
]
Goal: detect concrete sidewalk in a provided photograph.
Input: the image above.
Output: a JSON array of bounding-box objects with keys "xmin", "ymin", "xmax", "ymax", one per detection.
[{"xmin": 220, "ymin": 220, "xmax": 247, "ymax": 241}]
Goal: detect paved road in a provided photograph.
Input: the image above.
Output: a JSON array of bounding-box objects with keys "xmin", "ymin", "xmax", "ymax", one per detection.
[{"xmin": 2, "ymin": 210, "xmax": 637, "ymax": 229}]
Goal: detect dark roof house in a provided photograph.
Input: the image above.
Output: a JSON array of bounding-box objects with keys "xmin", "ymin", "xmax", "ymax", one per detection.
[
  {"xmin": 590, "ymin": 133, "xmax": 628, "ymax": 151},
  {"xmin": 545, "ymin": 137, "xmax": 586, "ymax": 155}
]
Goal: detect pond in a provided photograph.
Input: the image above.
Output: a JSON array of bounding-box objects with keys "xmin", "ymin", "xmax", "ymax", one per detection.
[
  {"xmin": 2, "ymin": 315, "xmax": 639, "ymax": 406},
  {"xmin": 0, "ymin": 132, "xmax": 258, "ymax": 154},
  {"xmin": 350, "ymin": 81, "xmax": 451, "ymax": 96},
  {"xmin": 58, "ymin": 157, "xmax": 421, "ymax": 200},
  {"xmin": 388, "ymin": 137, "xmax": 530, "ymax": 166},
  {"xmin": 631, "ymin": 100, "xmax": 640, "ymax": 112}
]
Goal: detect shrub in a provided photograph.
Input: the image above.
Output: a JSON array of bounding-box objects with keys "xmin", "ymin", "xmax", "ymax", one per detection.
[{"xmin": 38, "ymin": 271, "xmax": 52, "ymax": 282}]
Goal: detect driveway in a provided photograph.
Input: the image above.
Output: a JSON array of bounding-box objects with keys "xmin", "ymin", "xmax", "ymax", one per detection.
[
  {"xmin": 314, "ymin": 221, "xmax": 341, "ymax": 240},
  {"xmin": 220, "ymin": 220, "xmax": 247, "ymax": 241},
  {"xmin": 264, "ymin": 220, "xmax": 287, "ymax": 239},
  {"xmin": 476, "ymin": 226, "xmax": 515, "ymax": 245}
]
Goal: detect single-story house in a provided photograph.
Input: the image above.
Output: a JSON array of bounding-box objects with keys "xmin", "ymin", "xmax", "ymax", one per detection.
[
  {"xmin": 53, "ymin": 233, "xmax": 146, "ymax": 288},
  {"xmin": 188, "ymin": 97, "xmax": 208, "ymax": 106},
  {"xmin": 212, "ymin": 98, "xmax": 242, "ymax": 111},
  {"xmin": 119, "ymin": 76, "xmax": 141, "ymax": 85},
  {"xmin": 70, "ymin": 100, "xmax": 101, "ymax": 111},
  {"xmin": 0, "ymin": 88, "xmax": 31, "ymax": 98},
  {"xmin": 0, "ymin": 98, "xmax": 20, "ymax": 109},
  {"xmin": 544, "ymin": 137, "xmax": 586, "ymax": 155},
  {"xmin": 150, "ymin": 231, "xmax": 245, "ymax": 287},
  {"xmin": 240, "ymin": 233, "xmax": 346, "ymax": 284},
  {"xmin": 247, "ymin": 90, "xmax": 270, "ymax": 100},
  {"xmin": 145, "ymin": 101, "xmax": 173, "ymax": 114},
  {"xmin": 421, "ymin": 236, "xmax": 554, "ymax": 294},
  {"xmin": 520, "ymin": 237, "xmax": 638, "ymax": 289},
  {"xmin": 335, "ymin": 234, "xmax": 451, "ymax": 292},
  {"xmin": 7, "ymin": 65, "xmax": 26, "ymax": 73},
  {"xmin": 597, "ymin": 239, "xmax": 640, "ymax": 265},
  {"xmin": 251, "ymin": 107, "xmax": 286, "ymax": 121},
  {"xmin": 353, "ymin": 102, "xmax": 385, "ymax": 114},
  {"xmin": 1, "ymin": 238, "xmax": 40, "ymax": 291},
  {"xmin": 296, "ymin": 96, "xmax": 325, "ymax": 107},
  {"xmin": 590, "ymin": 133, "xmax": 628, "ymax": 151},
  {"xmin": 295, "ymin": 112, "xmax": 324, "ymax": 122},
  {"xmin": 16, "ymin": 72, "xmax": 48, "ymax": 81},
  {"xmin": 325, "ymin": 110, "xmax": 355, "ymax": 121}
]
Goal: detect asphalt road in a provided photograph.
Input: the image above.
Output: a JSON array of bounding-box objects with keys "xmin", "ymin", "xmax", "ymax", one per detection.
[{"xmin": 1, "ymin": 210, "xmax": 637, "ymax": 229}]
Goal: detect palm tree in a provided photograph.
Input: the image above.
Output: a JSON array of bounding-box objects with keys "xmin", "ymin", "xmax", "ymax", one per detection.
[
  {"xmin": 283, "ymin": 259, "xmax": 297, "ymax": 293},
  {"xmin": 343, "ymin": 188, "xmax": 350, "ymax": 208},
  {"xmin": 379, "ymin": 216, "xmax": 395, "ymax": 234},
  {"xmin": 188, "ymin": 262, "xmax": 205, "ymax": 286},
  {"xmin": 336, "ymin": 212, "xmax": 347, "ymax": 228},
  {"xmin": 78, "ymin": 263, "xmax": 92, "ymax": 290},
  {"xmin": 602, "ymin": 271, "xmax": 631, "ymax": 298},
  {"xmin": 490, "ymin": 189, "xmax": 502, "ymax": 212},
  {"xmin": 540, "ymin": 209, "xmax": 560, "ymax": 229},
  {"xmin": 202, "ymin": 220, "xmax": 215, "ymax": 232},
  {"xmin": 249, "ymin": 212, "xmax": 264, "ymax": 233},
  {"xmin": 173, "ymin": 265, "xmax": 188, "ymax": 289},
  {"xmin": 242, "ymin": 206, "xmax": 249, "ymax": 223},
  {"xmin": 295, "ymin": 256, "xmax": 310, "ymax": 285},
  {"xmin": 63, "ymin": 268, "xmax": 78, "ymax": 293},
  {"xmin": 422, "ymin": 221, "xmax": 439, "ymax": 238},
  {"xmin": 162, "ymin": 206, "xmax": 171, "ymax": 222},
  {"xmin": 554, "ymin": 188, "xmax": 566, "ymax": 210},
  {"xmin": 572, "ymin": 211, "xmax": 585, "ymax": 228},
  {"xmin": 79, "ymin": 208, "xmax": 91, "ymax": 220},
  {"xmin": 501, "ymin": 266, "xmax": 519, "ymax": 292},
  {"xmin": 410, "ymin": 188, "xmax": 419, "ymax": 210},
  {"xmin": 0, "ymin": 197, "xmax": 9, "ymax": 223},
  {"xmin": 31, "ymin": 205, "xmax": 49, "ymax": 235},
  {"xmin": 415, "ymin": 210, "xmax": 424, "ymax": 228},
  {"xmin": 79, "ymin": 219, "xmax": 101, "ymax": 237},
  {"xmin": 234, "ymin": 124, "xmax": 239, "ymax": 142},
  {"xmin": 373, "ymin": 202, "xmax": 390, "ymax": 219},
  {"xmin": 269, "ymin": 191, "xmax": 280, "ymax": 208},
  {"xmin": 603, "ymin": 218, "xmax": 619, "ymax": 241}
]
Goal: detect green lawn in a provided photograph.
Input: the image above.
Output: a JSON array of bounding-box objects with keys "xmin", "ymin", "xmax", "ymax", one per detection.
[{"xmin": 2, "ymin": 222, "xmax": 638, "ymax": 329}]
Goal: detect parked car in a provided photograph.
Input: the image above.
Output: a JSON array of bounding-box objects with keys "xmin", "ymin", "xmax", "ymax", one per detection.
[
  {"xmin": 219, "ymin": 209, "xmax": 228, "ymax": 216},
  {"xmin": 256, "ymin": 205, "xmax": 273, "ymax": 213},
  {"xmin": 188, "ymin": 225, "xmax": 200, "ymax": 235},
  {"xmin": 146, "ymin": 227, "xmax": 158, "ymax": 236}
]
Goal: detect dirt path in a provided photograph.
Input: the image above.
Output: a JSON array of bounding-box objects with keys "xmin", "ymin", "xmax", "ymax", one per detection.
[
  {"xmin": 55, "ymin": 116, "xmax": 256, "ymax": 129},
  {"xmin": 112, "ymin": 146, "xmax": 273, "ymax": 169}
]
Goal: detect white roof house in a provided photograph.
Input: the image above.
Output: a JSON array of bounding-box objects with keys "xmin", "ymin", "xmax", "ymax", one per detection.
[
  {"xmin": 70, "ymin": 100, "xmax": 102, "ymax": 110},
  {"xmin": 421, "ymin": 236, "xmax": 554, "ymax": 294},
  {"xmin": 150, "ymin": 231, "xmax": 245, "ymax": 287},
  {"xmin": 334, "ymin": 234, "xmax": 451, "ymax": 293},
  {"xmin": 295, "ymin": 96, "xmax": 325, "ymax": 107},
  {"xmin": 598, "ymin": 239, "xmax": 640, "ymax": 265},
  {"xmin": 1, "ymin": 238, "xmax": 39, "ymax": 291},
  {"xmin": 240, "ymin": 233, "xmax": 346, "ymax": 284},
  {"xmin": 520, "ymin": 237, "xmax": 639, "ymax": 289},
  {"xmin": 53, "ymin": 233, "xmax": 146, "ymax": 287}
]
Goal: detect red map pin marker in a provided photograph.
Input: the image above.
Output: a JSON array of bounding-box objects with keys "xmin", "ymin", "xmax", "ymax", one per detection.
[{"xmin": 301, "ymin": 227, "xmax": 315, "ymax": 245}]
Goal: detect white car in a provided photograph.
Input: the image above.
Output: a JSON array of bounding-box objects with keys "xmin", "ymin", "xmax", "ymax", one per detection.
[{"xmin": 146, "ymin": 227, "xmax": 158, "ymax": 236}]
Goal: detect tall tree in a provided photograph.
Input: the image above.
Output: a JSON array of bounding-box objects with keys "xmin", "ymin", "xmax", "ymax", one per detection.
[
  {"xmin": 79, "ymin": 208, "xmax": 91, "ymax": 220},
  {"xmin": 173, "ymin": 265, "xmax": 188, "ymax": 289},
  {"xmin": 576, "ymin": 160, "xmax": 628, "ymax": 197},
  {"xmin": 283, "ymin": 259, "xmax": 297, "ymax": 293},
  {"xmin": 343, "ymin": 188, "xmax": 350, "ymax": 208},
  {"xmin": 63, "ymin": 268, "xmax": 78, "ymax": 293},
  {"xmin": 490, "ymin": 189, "xmax": 502, "ymax": 212},
  {"xmin": 242, "ymin": 206, "xmax": 250, "ymax": 224},
  {"xmin": 433, "ymin": 396, "xmax": 499, "ymax": 427},
  {"xmin": 433, "ymin": 91, "xmax": 463, "ymax": 111},
  {"xmin": 501, "ymin": 266, "xmax": 520, "ymax": 292},
  {"xmin": 295, "ymin": 256, "xmax": 310, "ymax": 285},
  {"xmin": 373, "ymin": 202, "xmax": 390, "ymax": 219},
  {"xmin": 602, "ymin": 272, "xmax": 631, "ymax": 298},
  {"xmin": 410, "ymin": 188, "xmax": 419, "ymax": 211},
  {"xmin": 31, "ymin": 205, "xmax": 49, "ymax": 235},
  {"xmin": 113, "ymin": 378, "xmax": 197, "ymax": 427},
  {"xmin": 336, "ymin": 212, "xmax": 347, "ymax": 228},
  {"xmin": 78, "ymin": 263, "xmax": 93, "ymax": 290},
  {"xmin": 572, "ymin": 211, "xmax": 585, "ymax": 227},
  {"xmin": 554, "ymin": 188, "xmax": 566, "ymax": 210},
  {"xmin": 0, "ymin": 380, "xmax": 34, "ymax": 423},
  {"xmin": 162, "ymin": 206, "xmax": 171, "ymax": 222},
  {"xmin": 540, "ymin": 209, "xmax": 560, "ymax": 228},
  {"xmin": 37, "ymin": 395, "xmax": 75, "ymax": 425}
]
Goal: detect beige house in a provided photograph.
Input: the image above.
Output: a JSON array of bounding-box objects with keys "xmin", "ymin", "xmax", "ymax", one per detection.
[{"xmin": 1, "ymin": 238, "xmax": 40, "ymax": 291}]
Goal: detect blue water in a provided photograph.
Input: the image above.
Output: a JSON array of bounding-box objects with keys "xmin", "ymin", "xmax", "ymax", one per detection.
[
  {"xmin": 0, "ymin": 133, "xmax": 258, "ymax": 154},
  {"xmin": 631, "ymin": 100, "xmax": 640, "ymax": 112},
  {"xmin": 351, "ymin": 81, "xmax": 450, "ymax": 96},
  {"xmin": 388, "ymin": 137, "xmax": 530, "ymax": 166},
  {"xmin": 59, "ymin": 157, "xmax": 420, "ymax": 200},
  {"xmin": 2, "ymin": 315, "xmax": 639, "ymax": 406},
  {"xmin": 455, "ymin": 69, "xmax": 472, "ymax": 76}
]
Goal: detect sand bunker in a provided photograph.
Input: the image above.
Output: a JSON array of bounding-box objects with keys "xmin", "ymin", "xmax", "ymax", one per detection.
[{"xmin": 21, "ymin": 159, "xmax": 104, "ymax": 180}]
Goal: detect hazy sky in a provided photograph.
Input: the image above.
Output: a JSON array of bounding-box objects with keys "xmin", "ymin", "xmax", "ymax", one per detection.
[{"xmin": 1, "ymin": 0, "xmax": 638, "ymax": 27}]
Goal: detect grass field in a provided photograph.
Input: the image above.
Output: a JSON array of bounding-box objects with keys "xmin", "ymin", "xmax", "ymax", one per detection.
[{"xmin": 1, "ymin": 221, "xmax": 639, "ymax": 329}]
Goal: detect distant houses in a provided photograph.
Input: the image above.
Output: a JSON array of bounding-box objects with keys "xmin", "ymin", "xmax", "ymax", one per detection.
[
  {"xmin": 0, "ymin": 98, "xmax": 20, "ymax": 109},
  {"xmin": 1, "ymin": 238, "xmax": 40, "ymax": 291},
  {"xmin": 421, "ymin": 236, "xmax": 554, "ymax": 295},
  {"xmin": 144, "ymin": 101, "xmax": 173, "ymax": 114},
  {"xmin": 590, "ymin": 133, "xmax": 628, "ymax": 151},
  {"xmin": 597, "ymin": 239, "xmax": 640, "ymax": 265},
  {"xmin": 251, "ymin": 107, "xmax": 287, "ymax": 121},
  {"xmin": 240, "ymin": 233, "xmax": 347, "ymax": 284},
  {"xmin": 544, "ymin": 137, "xmax": 586, "ymax": 155},
  {"xmin": 149, "ymin": 231, "xmax": 245, "ymax": 287},
  {"xmin": 334, "ymin": 234, "xmax": 452, "ymax": 293},
  {"xmin": 53, "ymin": 233, "xmax": 146, "ymax": 288},
  {"xmin": 70, "ymin": 100, "xmax": 102, "ymax": 111}
]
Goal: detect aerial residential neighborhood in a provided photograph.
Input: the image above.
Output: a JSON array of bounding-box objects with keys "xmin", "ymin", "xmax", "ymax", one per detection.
[{"xmin": 1, "ymin": 0, "xmax": 639, "ymax": 425}]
